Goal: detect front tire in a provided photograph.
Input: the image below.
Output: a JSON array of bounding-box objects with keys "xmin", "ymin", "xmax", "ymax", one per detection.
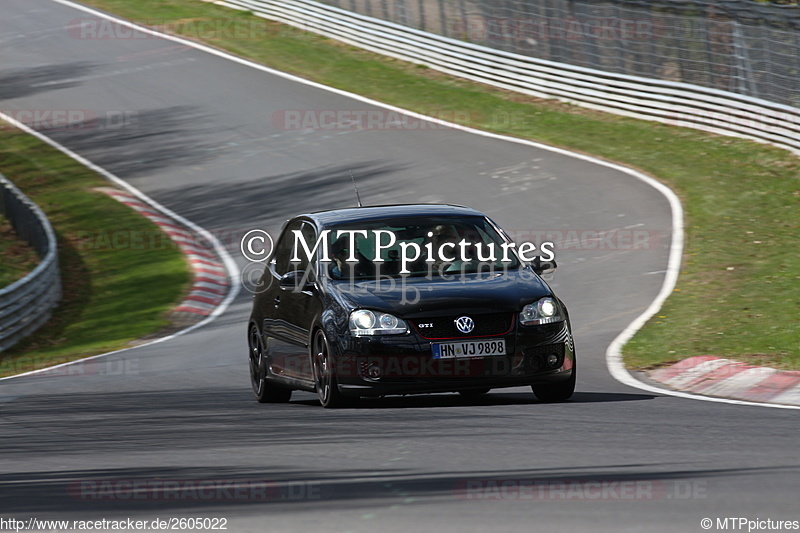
[
  {"xmin": 312, "ymin": 328, "xmax": 354, "ymax": 408},
  {"xmin": 249, "ymin": 324, "xmax": 292, "ymax": 403},
  {"xmin": 532, "ymin": 366, "xmax": 576, "ymax": 402}
]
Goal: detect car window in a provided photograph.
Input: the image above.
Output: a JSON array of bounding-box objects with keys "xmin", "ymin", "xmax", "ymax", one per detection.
[{"xmin": 273, "ymin": 220, "xmax": 304, "ymax": 276}]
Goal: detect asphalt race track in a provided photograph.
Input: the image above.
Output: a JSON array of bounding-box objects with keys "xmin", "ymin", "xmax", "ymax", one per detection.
[{"xmin": 1, "ymin": 1, "xmax": 798, "ymax": 531}]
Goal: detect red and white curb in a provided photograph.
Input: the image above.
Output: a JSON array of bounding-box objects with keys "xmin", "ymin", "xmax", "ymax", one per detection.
[
  {"xmin": 99, "ymin": 187, "xmax": 229, "ymax": 317},
  {"xmin": 648, "ymin": 356, "xmax": 800, "ymax": 407}
]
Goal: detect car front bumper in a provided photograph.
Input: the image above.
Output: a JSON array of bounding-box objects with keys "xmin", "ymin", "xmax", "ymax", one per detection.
[{"xmin": 332, "ymin": 321, "xmax": 575, "ymax": 397}]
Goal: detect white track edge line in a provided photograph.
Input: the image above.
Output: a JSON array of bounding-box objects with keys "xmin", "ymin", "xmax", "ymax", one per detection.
[
  {"xmin": 7, "ymin": 0, "xmax": 796, "ymax": 409},
  {"xmin": 0, "ymin": 107, "xmax": 241, "ymax": 382}
]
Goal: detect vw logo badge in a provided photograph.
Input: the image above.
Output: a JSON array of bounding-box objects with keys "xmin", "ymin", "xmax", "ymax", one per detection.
[{"xmin": 455, "ymin": 316, "xmax": 475, "ymax": 334}]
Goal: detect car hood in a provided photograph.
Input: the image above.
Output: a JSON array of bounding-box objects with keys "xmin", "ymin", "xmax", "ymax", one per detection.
[{"xmin": 329, "ymin": 269, "xmax": 551, "ymax": 318}]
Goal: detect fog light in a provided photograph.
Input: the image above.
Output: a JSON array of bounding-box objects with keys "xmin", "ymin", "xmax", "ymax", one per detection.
[
  {"xmin": 546, "ymin": 354, "xmax": 559, "ymax": 367},
  {"xmin": 367, "ymin": 364, "xmax": 382, "ymax": 379}
]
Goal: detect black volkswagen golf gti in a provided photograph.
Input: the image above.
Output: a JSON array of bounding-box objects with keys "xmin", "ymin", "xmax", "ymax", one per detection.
[{"xmin": 248, "ymin": 204, "xmax": 575, "ymax": 407}]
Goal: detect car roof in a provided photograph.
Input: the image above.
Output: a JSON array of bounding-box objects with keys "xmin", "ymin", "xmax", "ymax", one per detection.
[{"xmin": 297, "ymin": 204, "xmax": 487, "ymax": 228}]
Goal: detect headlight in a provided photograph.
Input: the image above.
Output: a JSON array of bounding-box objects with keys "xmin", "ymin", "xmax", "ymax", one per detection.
[
  {"xmin": 519, "ymin": 297, "xmax": 564, "ymax": 325},
  {"xmin": 349, "ymin": 310, "xmax": 407, "ymax": 336}
]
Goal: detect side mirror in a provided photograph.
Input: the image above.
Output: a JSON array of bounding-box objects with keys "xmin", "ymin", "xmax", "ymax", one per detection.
[
  {"xmin": 279, "ymin": 270, "xmax": 314, "ymax": 292},
  {"xmin": 531, "ymin": 257, "xmax": 557, "ymax": 276}
]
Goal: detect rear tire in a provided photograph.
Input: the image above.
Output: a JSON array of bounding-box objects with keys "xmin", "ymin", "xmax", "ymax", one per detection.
[
  {"xmin": 532, "ymin": 367, "xmax": 575, "ymax": 402},
  {"xmin": 249, "ymin": 324, "xmax": 292, "ymax": 403}
]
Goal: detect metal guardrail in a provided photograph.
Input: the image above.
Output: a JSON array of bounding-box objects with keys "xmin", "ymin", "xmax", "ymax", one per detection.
[
  {"xmin": 217, "ymin": 0, "xmax": 800, "ymax": 154},
  {"xmin": 0, "ymin": 173, "xmax": 61, "ymax": 353}
]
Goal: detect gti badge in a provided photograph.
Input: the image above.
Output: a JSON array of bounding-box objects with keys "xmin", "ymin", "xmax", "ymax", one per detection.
[{"xmin": 455, "ymin": 316, "xmax": 475, "ymax": 334}]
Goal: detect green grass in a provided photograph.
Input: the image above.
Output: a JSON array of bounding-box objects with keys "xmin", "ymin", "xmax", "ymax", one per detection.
[
  {"xmin": 73, "ymin": 0, "xmax": 800, "ymax": 370},
  {"xmin": 0, "ymin": 213, "xmax": 40, "ymax": 287},
  {"xmin": 0, "ymin": 127, "xmax": 190, "ymax": 377}
]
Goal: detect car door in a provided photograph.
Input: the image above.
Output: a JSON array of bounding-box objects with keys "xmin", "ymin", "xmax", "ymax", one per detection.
[{"xmin": 264, "ymin": 220, "xmax": 319, "ymax": 380}]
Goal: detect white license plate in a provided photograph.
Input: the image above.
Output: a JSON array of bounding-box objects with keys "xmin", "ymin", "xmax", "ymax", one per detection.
[{"xmin": 432, "ymin": 339, "xmax": 506, "ymax": 359}]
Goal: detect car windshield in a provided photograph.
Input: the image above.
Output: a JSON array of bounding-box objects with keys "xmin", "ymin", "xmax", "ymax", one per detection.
[{"xmin": 324, "ymin": 216, "xmax": 521, "ymax": 280}]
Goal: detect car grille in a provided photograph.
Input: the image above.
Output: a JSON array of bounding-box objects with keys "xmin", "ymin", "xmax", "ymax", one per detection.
[{"xmin": 411, "ymin": 313, "xmax": 513, "ymax": 339}]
